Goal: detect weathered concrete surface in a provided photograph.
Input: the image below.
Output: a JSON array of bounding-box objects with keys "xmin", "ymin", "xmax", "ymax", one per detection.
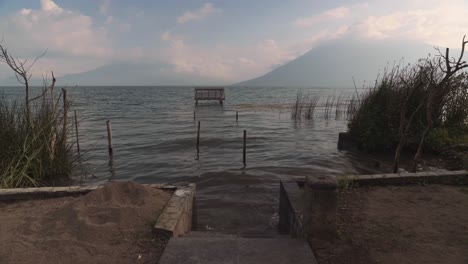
[
  {"xmin": 0, "ymin": 183, "xmax": 177, "ymax": 201},
  {"xmin": 1, "ymin": 182, "xmax": 197, "ymax": 238},
  {"xmin": 154, "ymin": 183, "xmax": 196, "ymax": 238},
  {"xmin": 0, "ymin": 185, "xmax": 102, "ymax": 201},
  {"xmin": 278, "ymin": 180, "xmax": 304, "ymax": 238},
  {"xmin": 338, "ymin": 170, "xmax": 468, "ymax": 186},
  {"xmin": 159, "ymin": 234, "xmax": 317, "ymax": 264},
  {"xmin": 304, "ymin": 175, "xmax": 338, "ymax": 242}
]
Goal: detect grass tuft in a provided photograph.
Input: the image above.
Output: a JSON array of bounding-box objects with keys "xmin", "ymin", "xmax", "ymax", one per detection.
[{"xmin": 0, "ymin": 90, "xmax": 76, "ymax": 188}]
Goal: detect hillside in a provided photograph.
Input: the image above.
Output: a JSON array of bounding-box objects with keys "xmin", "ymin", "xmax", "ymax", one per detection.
[{"xmin": 234, "ymin": 38, "xmax": 434, "ymax": 87}]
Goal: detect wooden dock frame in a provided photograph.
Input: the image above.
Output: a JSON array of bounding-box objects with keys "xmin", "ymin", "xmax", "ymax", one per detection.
[{"xmin": 194, "ymin": 87, "xmax": 225, "ymax": 105}]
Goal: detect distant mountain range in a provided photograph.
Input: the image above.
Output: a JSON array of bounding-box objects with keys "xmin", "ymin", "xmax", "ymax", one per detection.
[
  {"xmin": 0, "ymin": 62, "xmax": 226, "ymax": 86},
  {"xmin": 234, "ymin": 38, "xmax": 435, "ymax": 88},
  {"xmin": 1, "ymin": 38, "xmax": 440, "ymax": 87},
  {"xmin": 60, "ymin": 62, "xmax": 225, "ymax": 86}
]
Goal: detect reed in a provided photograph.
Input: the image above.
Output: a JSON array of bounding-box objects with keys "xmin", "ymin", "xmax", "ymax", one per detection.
[
  {"xmin": 0, "ymin": 88, "xmax": 76, "ymax": 188},
  {"xmin": 291, "ymin": 90, "xmax": 369, "ymax": 121},
  {"xmin": 291, "ymin": 92, "xmax": 320, "ymax": 120},
  {"xmin": 323, "ymin": 95, "xmax": 335, "ymax": 120},
  {"xmin": 346, "ymin": 95, "xmax": 359, "ymax": 121},
  {"xmin": 334, "ymin": 94, "xmax": 342, "ymax": 120},
  {"xmin": 291, "ymin": 92, "xmax": 303, "ymax": 120},
  {"xmin": 305, "ymin": 94, "xmax": 320, "ymax": 120}
]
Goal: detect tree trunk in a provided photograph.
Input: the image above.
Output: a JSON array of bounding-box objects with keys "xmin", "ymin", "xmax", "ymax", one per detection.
[
  {"xmin": 412, "ymin": 92, "xmax": 435, "ymax": 172},
  {"xmin": 393, "ymin": 94, "xmax": 424, "ymax": 173},
  {"xmin": 393, "ymin": 139, "xmax": 405, "ymax": 173}
]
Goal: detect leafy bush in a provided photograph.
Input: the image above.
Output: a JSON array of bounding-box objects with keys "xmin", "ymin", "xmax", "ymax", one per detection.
[
  {"xmin": 425, "ymin": 127, "xmax": 451, "ymax": 152},
  {"xmin": 348, "ymin": 61, "xmax": 468, "ymax": 153},
  {"xmin": 347, "ymin": 84, "xmax": 401, "ymax": 151}
]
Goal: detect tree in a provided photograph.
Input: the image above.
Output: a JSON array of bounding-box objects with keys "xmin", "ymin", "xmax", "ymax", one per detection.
[
  {"xmin": 0, "ymin": 40, "xmax": 46, "ymax": 116},
  {"xmin": 411, "ymin": 36, "xmax": 468, "ymax": 171},
  {"xmin": 391, "ymin": 36, "xmax": 468, "ymax": 173}
]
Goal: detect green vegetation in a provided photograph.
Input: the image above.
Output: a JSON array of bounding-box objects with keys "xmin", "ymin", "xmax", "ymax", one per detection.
[
  {"xmin": 349, "ymin": 66, "xmax": 468, "ymax": 151},
  {"xmin": 0, "ymin": 93, "xmax": 74, "ymax": 188},
  {"xmin": 291, "ymin": 92, "xmax": 320, "ymax": 120},
  {"xmin": 348, "ymin": 37, "xmax": 468, "ymax": 172},
  {"xmin": 0, "ymin": 42, "xmax": 76, "ymax": 188},
  {"xmin": 337, "ymin": 176, "xmax": 358, "ymax": 190},
  {"xmin": 291, "ymin": 92, "xmax": 355, "ymax": 121}
]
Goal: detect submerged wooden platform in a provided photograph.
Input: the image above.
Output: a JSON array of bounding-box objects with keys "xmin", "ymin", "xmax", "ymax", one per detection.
[{"xmin": 194, "ymin": 87, "xmax": 225, "ymax": 105}]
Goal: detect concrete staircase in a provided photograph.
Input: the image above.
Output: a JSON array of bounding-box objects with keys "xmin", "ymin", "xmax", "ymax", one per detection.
[{"xmin": 159, "ymin": 231, "xmax": 317, "ymax": 264}]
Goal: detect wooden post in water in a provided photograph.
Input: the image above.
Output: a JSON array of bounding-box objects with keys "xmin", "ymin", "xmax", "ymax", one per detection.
[
  {"xmin": 51, "ymin": 72, "xmax": 56, "ymax": 111},
  {"xmin": 106, "ymin": 120, "xmax": 113, "ymax": 155},
  {"xmin": 194, "ymin": 111, "xmax": 196, "ymax": 121},
  {"xmin": 243, "ymin": 130, "xmax": 247, "ymax": 168},
  {"xmin": 62, "ymin": 88, "xmax": 68, "ymax": 139},
  {"xmin": 197, "ymin": 121, "xmax": 201, "ymax": 151},
  {"xmin": 74, "ymin": 110, "xmax": 80, "ymax": 155},
  {"xmin": 236, "ymin": 111, "xmax": 239, "ymax": 122}
]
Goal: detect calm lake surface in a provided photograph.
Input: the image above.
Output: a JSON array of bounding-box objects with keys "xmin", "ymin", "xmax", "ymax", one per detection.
[{"xmin": 2, "ymin": 86, "xmax": 380, "ymax": 233}]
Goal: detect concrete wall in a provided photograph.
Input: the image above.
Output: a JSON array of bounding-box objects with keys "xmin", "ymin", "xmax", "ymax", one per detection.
[
  {"xmin": 278, "ymin": 180, "xmax": 304, "ymax": 238},
  {"xmin": 339, "ymin": 170, "xmax": 468, "ymax": 186},
  {"xmin": 154, "ymin": 184, "xmax": 196, "ymax": 238},
  {"xmin": 0, "ymin": 183, "xmax": 196, "ymax": 238},
  {"xmin": 279, "ymin": 170, "xmax": 468, "ymax": 242}
]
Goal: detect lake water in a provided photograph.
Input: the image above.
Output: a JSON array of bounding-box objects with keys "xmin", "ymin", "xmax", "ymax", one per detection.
[{"xmin": 2, "ymin": 86, "xmax": 380, "ymax": 233}]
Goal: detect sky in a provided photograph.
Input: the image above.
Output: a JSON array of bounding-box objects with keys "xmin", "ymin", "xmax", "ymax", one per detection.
[{"xmin": 0, "ymin": 0, "xmax": 467, "ymax": 84}]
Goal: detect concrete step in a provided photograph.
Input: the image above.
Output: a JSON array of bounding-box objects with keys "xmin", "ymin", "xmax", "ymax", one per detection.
[
  {"xmin": 159, "ymin": 236, "xmax": 317, "ymax": 264},
  {"xmin": 183, "ymin": 231, "xmax": 289, "ymax": 239},
  {"xmin": 182, "ymin": 231, "xmax": 237, "ymax": 238}
]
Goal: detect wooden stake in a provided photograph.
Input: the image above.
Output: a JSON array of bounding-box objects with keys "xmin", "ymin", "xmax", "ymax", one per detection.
[
  {"xmin": 62, "ymin": 88, "xmax": 68, "ymax": 139},
  {"xmin": 107, "ymin": 120, "xmax": 113, "ymax": 155},
  {"xmin": 236, "ymin": 111, "xmax": 239, "ymax": 122},
  {"xmin": 197, "ymin": 121, "xmax": 201, "ymax": 151},
  {"xmin": 243, "ymin": 130, "xmax": 247, "ymax": 168},
  {"xmin": 51, "ymin": 71, "xmax": 56, "ymax": 111},
  {"xmin": 194, "ymin": 111, "xmax": 196, "ymax": 121},
  {"xmin": 74, "ymin": 110, "xmax": 80, "ymax": 155}
]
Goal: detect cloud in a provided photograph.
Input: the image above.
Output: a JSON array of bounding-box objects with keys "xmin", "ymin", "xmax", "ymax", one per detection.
[
  {"xmin": 99, "ymin": 0, "xmax": 110, "ymax": 15},
  {"xmin": 161, "ymin": 0, "xmax": 467, "ymax": 83},
  {"xmin": 161, "ymin": 31, "xmax": 185, "ymax": 49},
  {"xmin": 159, "ymin": 31, "xmax": 325, "ymax": 82},
  {"xmin": 293, "ymin": 0, "xmax": 468, "ymax": 49},
  {"xmin": 4, "ymin": 0, "xmax": 468, "ymax": 85},
  {"xmin": 294, "ymin": 6, "xmax": 351, "ymax": 27},
  {"xmin": 352, "ymin": 0, "xmax": 468, "ymax": 48},
  {"xmin": 291, "ymin": 26, "xmax": 350, "ymax": 56},
  {"xmin": 177, "ymin": 3, "xmax": 220, "ymax": 24},
  {"xmin": 41, "ymin": 0, "xmax": 62, "ymax": 13},
  {"xmin": 105, "ymin": 15, "xmax": 114, "ymax": 24},
  {"xmin": 105, "ymin": 15, "xmax": 131, "ymax": 32},
  {"xmin": 0, "ymin": 0, "xmax": 111, "ymax": 77}
]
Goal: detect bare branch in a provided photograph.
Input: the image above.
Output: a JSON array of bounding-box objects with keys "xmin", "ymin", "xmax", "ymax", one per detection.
[
  {"xmin": 26, "ymin": 49, "xmax": 47, "ymax": 72},
  {"xmin": 455, "ymin": 35, "xmax": 467, "ymax": 70},
  {"xmin": 445, "ymin": 48, "xmax": 451, "ymax": 74}
]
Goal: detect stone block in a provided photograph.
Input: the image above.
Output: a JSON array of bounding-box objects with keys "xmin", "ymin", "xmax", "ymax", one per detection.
[
  {"xmin": 304, "ymin": 175, "xmax": 337, "ymax": 242},
  {"xmin": 278, "ymin": 180, "xmax": 305, "ymax": 238},
  {"xmin": 154, "ymin": 184, "xmax": 195, "ymax": 238}
]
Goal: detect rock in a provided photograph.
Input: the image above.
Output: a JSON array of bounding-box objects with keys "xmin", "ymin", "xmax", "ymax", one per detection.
[
  {"xmin": 453, "ymin": 144, "xmax": 468, "ymax": 152},
  {"xmin": 440, "ymin": 149, "xmax": 465, "ymax": 170}
]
